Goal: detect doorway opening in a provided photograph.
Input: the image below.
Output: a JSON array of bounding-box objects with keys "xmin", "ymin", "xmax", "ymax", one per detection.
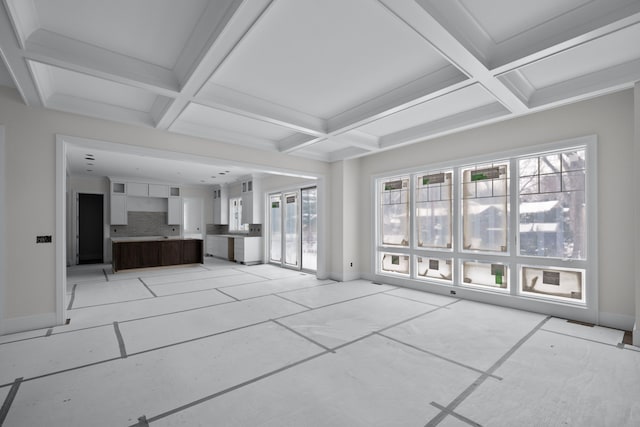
[
  {"xmin": 78, "ymin": 193, "xmax": 104, "ymax": 264},
  {"xmin": 269, "ymin": 186, "xmax": 317, "ymax": 272}
]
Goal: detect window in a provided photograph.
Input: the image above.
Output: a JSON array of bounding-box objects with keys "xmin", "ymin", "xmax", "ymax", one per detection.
[
  {"xmin": 416, "ymin": 171, "xmax": 452, "ymax": 249},
  {"xmin": 380, "ymin": 177, "xmax": 409, "ymax": 246},
  {"xmin": 375, "ymin": 139, "xmax": 594, "ymax": 310},
  {"xmin": 229, "ymin": 197, "xmax": 248, "ymax": 232},
  {"xmin": 518, "ymin": 149, "xmax": 586, "ymax": 259},
  {"xmin": 461, "ymin": 163, "xmax": 509, "ymax": 252}
]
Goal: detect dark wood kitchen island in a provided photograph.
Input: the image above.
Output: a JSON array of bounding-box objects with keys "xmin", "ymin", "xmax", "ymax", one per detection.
[{"xmin": 111, "ymin": 237, "xmax": 203, "ymax": 272}]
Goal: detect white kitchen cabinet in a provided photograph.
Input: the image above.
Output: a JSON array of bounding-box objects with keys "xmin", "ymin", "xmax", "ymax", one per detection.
[
  {"xmin": 212, "ymin": 185, "xmax": 228, "ymax": 224},
  {"xmin": 240, "ymin": 177, "xmax": 262, "ymax": 224},
  {"xmin": 234, "ymin": 236, "xmax": 262, "ymax": 265},
  {"xmin": 207, "ymin": 236, "xmax": 231, "ymax": 259},
  {"xmin": 168, "ymin": 197, "xmax": 182, "ymax": 225},
  {"xmin": 127, "ymin": 182, "xmax": 149, "ymax": 197},
  {"xmin": 110, "ymin": 194, "xmax": 127, "ymax": 225},
  {"xmin": 148, "ymin": 184, "xmax": 169, "ymax": 198}
]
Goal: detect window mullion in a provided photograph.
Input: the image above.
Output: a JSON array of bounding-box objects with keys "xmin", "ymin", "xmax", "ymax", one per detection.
[{"xmin": 509, "ymin": 157, "xmax": 519, "ymax": 296}]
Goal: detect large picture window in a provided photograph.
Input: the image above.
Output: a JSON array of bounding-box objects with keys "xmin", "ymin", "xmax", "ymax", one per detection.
[
  {"xmin": 375, "ymin": 138, "xmax": 594, "ymax": 311},
  {"xmin": 416, "ymin": 171, "xmax": 452, "ymax": 249},
  {"xmin": 380, "ymin": 177, "xmax": 409, "ymax": 246}
]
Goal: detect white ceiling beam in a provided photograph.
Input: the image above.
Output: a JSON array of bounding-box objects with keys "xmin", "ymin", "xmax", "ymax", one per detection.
[
  {"xmin": 155, "ymin": 0, "xmax": 273, "ymax": 130},
  {"xmin": 330, "ymin": 131, "xmax": 380, "ymax": 152},
  {"xmin": 46, "ymin": 93, "xmax": 155, "ymax": 128},
  {"xmin": 278, "ymin": 134, "xmax": 323, "ymax": 153},
  {"xmin": 491, "ymin": 11, "xmax": 640, "ymax": 76},
  {"xmin": 169, "ymin": 120, "xmax": 280, "ymax": 152},
  {"xmin": 379, "ymin": 102, "xmax": 509, "ymax": 149},
  {"xmin": 528, "ymin": 58, "xmax": 640, "ymax": 109},
  {"xmin": 0, "ymin": 1, "xmax": 41, "ymax": 105},
  {"xmin": 379, "ymin": 0, "xmax": 529, "ymax": 115},
  {"xmin": 24, "ymin": 29, "xmax": 180, "ymax": 95},
  {"xmin": 327, "ymin": 65, "xmax": 467, "ymax": 133},
  {"xmin": 198, "ymin": 84, "xmax": 326, "ymax": 136},
  {"xmin": 328, "ymin": 146, "xmax": 371, "ymax": 162}
]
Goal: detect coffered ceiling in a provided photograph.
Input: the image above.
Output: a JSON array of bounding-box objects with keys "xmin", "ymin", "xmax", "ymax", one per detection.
[{"xmin": 1, "ymin": 0, "xmax": 639, "ymax": 163}]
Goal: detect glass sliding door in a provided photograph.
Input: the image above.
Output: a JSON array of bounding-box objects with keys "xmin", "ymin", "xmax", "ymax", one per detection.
[
  {"xmin": 269, "ymin": 194, "xmax": 282, "ymax": 263},
  {"xmin": 269, "ymin": 186, "xmax": 318, "ymax": 272},
  {"xmin": 284, "ymin": 192, "xmax": 299, "ymax": 267},
  {"xmin": 301, "ymin": 187, "xmax": 317, "ymax": 271}
]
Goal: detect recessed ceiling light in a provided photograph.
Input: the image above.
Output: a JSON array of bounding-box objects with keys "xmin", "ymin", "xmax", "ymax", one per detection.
[
  {"xmin": 219, "ymin": 172, "xmax": 226, "ymax": 175},
  {"xmin": 86, "ymin": 169, "xmax": 93, "ymax": 172},
  {"xmin": 211, "ymin": 176, "xmax": 216, "ymax": 178},
  {"xmin": 87, "ymin": 162, "xmax": 94, "ymax": 166}
]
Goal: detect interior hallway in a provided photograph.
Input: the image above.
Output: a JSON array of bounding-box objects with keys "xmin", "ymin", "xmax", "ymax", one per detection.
[{"xmin": 0, "ymin": 259, "xmax": 639, "ymax": 426}]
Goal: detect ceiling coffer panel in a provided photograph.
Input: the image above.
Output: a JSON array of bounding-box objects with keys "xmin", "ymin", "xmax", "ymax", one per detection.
[{"xmin": 207, "ymin": 0, "xmax": 459, "ymax": 120}]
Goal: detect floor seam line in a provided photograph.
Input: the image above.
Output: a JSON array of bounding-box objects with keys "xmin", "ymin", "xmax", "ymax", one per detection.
[
  {"xmin": 376, "ymin": 332, "xmax": 502, "ymax": 380},
  {"xmin": 70, "ymin": 296, "xmax": 156, "ymax": 310},
  {"xmin": 102, "ymin": 269, "xmax": 110, "ymax": 282},
  {"xmin": 0, "ymin": 377, "xmax": 23, "ymax": 425},
  {"xmin": 424, "ymin": 316, "xmax": 551, "ymax": 427},
  {"xmin": 540, "ymin": 327, "xmax": 623, "ymax": 348},
  {"xmin": 271, "ymin": 319, "xmax": 335, "ymax": 353},
  {"xmin": 272, "ymin": 294, "xmax": 313, "ymax": 310},
  {"xmin": 139, "ymin": 278, "xmax": 157, "ymax": 298},
  {"xmin": 127, "ymin": 319, "xmax": 273, "ymax": 357},
  {"xmin": 430, "ymin": 402, "xmax": 482, "ymax": 427},
  {"xmin": 141, "ymin": 350, "xmax": 330, "ymax": 425},
  {"xmin": 67, "ymin": 284, "xmax": 77, "ymax": 310},
  {"xmin": 382, "ymin": 292, "xmax": 455, "ymax": 308},
  {"xmin": 113, "ymin": 321, "xmax": 128, "ymax": 358},
  {"xmin": 215, "ymin": 288, "xmax": 241, "ymax": 301},
  {"xmin": 143, "ymin": 271, "xmax": 255, "ymax": 287}
]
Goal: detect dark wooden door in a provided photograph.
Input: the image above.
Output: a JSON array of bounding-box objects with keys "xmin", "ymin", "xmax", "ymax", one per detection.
[{"xmin": 78, "ymin": 193, "xmax": 103, "ymax": 264}]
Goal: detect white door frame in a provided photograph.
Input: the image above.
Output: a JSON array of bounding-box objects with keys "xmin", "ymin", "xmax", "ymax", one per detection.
[{"xmin": 0, "ymin": 126, "xmax": 6, "ymax": 333}]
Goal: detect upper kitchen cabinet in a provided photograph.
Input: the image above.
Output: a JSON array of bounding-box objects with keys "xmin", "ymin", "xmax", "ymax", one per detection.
[
  {"xmin": 127, "ymin": 182, "xmax": 149, "ymax": 197},
  {"xmin": 168, "ymin": 186, "xmax": 182, "ymax": 225},
  {"xmin": 213, "ymin": 184, "xmax": 228, "ymax": 225},
  {"xmin": 240, "ymin": 176, "xmax": 262, "ymax": 224},
  {"xmin": 110, "ymin": 194, "xmax": 127, "ymax": 225},
  {"xmin": 149, "ymin": 184, "xmax": 170, "ymax": 198}
]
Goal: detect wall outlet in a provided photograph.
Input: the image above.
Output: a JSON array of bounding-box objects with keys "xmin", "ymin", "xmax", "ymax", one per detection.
[
  {"xmin": 450, "ymin": 290, "xmax": 456, "ymax": 295},
  {"xmin": 36, "ymin": 235, "xmax": 52, "ymax": 243},
  {"xmin": 350, "ymin": 262, "xmax": 353, "ymax": 267}
]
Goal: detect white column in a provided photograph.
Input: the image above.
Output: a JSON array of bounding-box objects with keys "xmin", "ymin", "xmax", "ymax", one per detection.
[{"xmin": 634, "ymin": 82, "xmax": 640, "ymax": 346}]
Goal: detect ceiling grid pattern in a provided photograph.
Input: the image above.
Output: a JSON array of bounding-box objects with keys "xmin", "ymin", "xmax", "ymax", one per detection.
[{"xmin": 0, "ymin": 0, "xmax": 638, "ymax": 163}]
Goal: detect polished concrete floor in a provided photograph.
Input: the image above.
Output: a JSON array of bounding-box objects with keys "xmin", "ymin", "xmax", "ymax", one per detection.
[{"xmin": 1, "ymin": 257, "xmax": 639, "ymax": 426}]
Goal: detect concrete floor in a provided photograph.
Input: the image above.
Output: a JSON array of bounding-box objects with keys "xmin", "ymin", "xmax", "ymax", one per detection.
[{"xmin": 1, "ymin": 257, "xmax": 639, "ymax": 426}]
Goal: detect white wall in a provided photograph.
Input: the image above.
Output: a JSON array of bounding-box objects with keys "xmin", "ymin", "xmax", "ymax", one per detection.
[
  {"xmin": 0, "ymin": 86, "xmax": 330, "ymax": 333},
  {"xmin": 358, "ymin": 90, "xmax": 636, "ymax": 330}
]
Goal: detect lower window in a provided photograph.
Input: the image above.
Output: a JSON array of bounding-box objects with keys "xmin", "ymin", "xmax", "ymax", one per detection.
[
  {"xmin": 520, "ymin": 266, "xmax": 584, "ymax": 302},
  {"xmin": 381, "ymin": 253, "xmax": 410, "ymax": 276},
  {"xmin": 461, "ymin": 260, "xmax": 508, "ymax": 290}
]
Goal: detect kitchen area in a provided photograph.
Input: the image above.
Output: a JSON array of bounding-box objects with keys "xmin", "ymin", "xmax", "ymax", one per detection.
[{"xmin": 104, "ymin": 175, "xmax": 265, "ymax": 273}]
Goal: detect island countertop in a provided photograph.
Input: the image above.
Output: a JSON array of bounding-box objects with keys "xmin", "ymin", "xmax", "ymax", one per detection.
[
  {"xmin": 111, "ymin": 237, "xmax": 203, "ymax": 272},
  {"xmin": 111, "ymin": 236, "xmax": 201, "ymax": 243}
]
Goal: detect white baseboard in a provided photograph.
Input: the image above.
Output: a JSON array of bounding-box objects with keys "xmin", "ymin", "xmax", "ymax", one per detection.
[
  {"xmin": 598, "ymin": 311, "xmax": 635, "ymax": 331},
  {"xmin": 1, "ymin": 312, "xmax": 57, "ymax": 335}
]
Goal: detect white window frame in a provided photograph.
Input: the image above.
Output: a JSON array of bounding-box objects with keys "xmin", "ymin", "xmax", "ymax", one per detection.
[{"xmin": 372, "ymin": 135, "xmax": 598, "ymax": 324}]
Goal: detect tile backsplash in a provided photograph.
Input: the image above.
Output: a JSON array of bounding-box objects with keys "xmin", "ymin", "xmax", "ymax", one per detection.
[
  {"xmin": 111, "ymin": 211, "xmax": 181, "ymax": 237},
  {"xmin": 206, "ymin": 223, "xmax": 262, "ymax": 236}
]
